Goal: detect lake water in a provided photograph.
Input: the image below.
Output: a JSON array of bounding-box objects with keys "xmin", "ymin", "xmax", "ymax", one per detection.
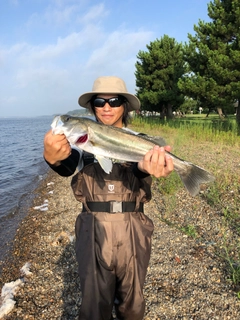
[{"xmin": 0, "ymin": 116, "xmax": 53, "ymax": 264}]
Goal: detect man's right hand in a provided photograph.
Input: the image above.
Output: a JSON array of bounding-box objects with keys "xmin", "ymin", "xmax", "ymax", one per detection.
[{"xmin": 43, "ymin": 130, "xmax": 72, "ymax": 166}]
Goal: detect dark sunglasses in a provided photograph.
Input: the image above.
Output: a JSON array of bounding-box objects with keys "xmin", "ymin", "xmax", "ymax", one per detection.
[{"xmin": 92, "ymin": 96, "xmax": 126, "ymax": 108}]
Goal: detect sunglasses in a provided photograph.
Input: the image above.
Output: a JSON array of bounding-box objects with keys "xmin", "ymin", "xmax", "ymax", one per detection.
[{"xmin": 92, "ymin": 96, "xmax": 126, "ymax": 108}]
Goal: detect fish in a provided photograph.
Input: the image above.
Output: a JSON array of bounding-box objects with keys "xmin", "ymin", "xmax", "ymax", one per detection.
[{"xmin": 51, "ymin": 115, "xmax": 215, "ymax": 197}]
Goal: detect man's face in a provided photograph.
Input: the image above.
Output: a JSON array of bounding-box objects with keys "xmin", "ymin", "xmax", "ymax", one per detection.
[{"xmin": 94, "ymin": 95, "xmax": 125, "ymax": 128}]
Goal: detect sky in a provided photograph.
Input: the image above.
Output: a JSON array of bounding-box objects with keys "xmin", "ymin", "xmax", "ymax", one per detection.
[{"xmin": 0, "ymin": 0, "xmax": 211, "ymax": 118}]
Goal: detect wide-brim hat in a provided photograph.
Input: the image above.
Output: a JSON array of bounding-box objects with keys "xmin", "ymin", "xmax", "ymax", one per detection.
[{"xmin": 78, "ymin": 76, "xmax": 140, "ymax": 112}]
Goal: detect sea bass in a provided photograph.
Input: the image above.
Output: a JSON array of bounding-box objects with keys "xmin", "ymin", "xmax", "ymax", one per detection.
[{"xmin": 51, "ymin": 115, "xmax": 215, "ymax": 196}]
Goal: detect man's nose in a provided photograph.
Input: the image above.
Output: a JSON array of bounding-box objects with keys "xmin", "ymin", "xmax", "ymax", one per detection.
[{"xmin": 102, "ymin": 102, "xmax": 111, "ymax": 110}]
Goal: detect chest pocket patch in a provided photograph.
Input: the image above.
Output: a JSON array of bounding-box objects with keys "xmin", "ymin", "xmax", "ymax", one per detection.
[{"xmin": 93, "ymin": 179, "xmax": 132, "ymax": 196}]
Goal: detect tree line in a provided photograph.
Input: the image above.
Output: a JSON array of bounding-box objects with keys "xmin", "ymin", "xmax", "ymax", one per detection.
[{"xmin": 135, "ymin": 0, "xmax": 240, "ymax": 128}]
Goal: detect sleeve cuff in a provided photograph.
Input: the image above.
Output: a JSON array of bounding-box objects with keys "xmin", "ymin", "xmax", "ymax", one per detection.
[{"xmin": 132, "ymin": 162, "xmax": 150, "ymax": 179}]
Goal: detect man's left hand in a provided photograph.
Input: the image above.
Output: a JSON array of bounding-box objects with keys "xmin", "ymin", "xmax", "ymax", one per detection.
[{"xmin": 137, "ymin": 145, "xmax": 174, "ymax": 178}]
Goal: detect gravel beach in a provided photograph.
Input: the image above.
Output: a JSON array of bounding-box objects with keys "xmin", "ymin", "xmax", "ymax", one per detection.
[{"xmin": 0, "ymin": 165, "xmax": 240, "ymax": 319}]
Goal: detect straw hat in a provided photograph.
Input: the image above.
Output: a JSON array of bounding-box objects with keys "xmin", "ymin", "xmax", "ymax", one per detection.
[{"xmin": 78, "ymin": 76, "xmax": 140, "ymax": 111}]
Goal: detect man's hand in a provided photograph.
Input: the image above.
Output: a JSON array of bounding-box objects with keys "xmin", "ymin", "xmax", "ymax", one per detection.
[
  {"xmin": 137, "ymin": 145, "xmax": 174, "ymax": 178},
  {"xmin": 43, "ymin": 130, "xmax": 72, "ymax": 165}
]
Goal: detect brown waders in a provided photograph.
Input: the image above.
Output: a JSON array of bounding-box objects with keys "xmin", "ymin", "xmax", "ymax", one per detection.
[{"xmin": 72, "ymin": 163, "xmax": 153, "ymax": 320}]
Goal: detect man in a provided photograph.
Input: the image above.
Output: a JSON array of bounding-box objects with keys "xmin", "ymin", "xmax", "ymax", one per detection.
[{"xmin": 43, "ymin": 76, "xmax": 173, "ymax": 320}]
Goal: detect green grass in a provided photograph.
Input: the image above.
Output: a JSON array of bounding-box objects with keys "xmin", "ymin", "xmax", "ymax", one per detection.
[
  {"xmin": 180, "ymin": 224, "xmax": 198, "ymax": 238},
  {"xmin": 130, "ymin": 114, "xmax": 240, "ymax": 293},
  {"xmin": 131, "ymin": 114, "xmax": 239, "ymax": 146}
]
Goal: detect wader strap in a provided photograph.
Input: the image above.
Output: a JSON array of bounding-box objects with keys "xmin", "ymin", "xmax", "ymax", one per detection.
[{"xmin": 83, "ymin": 201, "xmax": 144, "ymax": 213}]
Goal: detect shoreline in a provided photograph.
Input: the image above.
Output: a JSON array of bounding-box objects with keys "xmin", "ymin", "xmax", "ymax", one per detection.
[
  {"xmin": 0, "ymin": 169, "xmax": 81, "ymax": 319},
  {"xmin": 0, "ymin": 169, "xmax": 56, "ymax": 284},
  {"xmin": 0, "ymin": 162, "xmax": 49, "ymax": 267},
  {"xmin": 0, "ymin": 168, "xmax": 240, "ymax": 319}
]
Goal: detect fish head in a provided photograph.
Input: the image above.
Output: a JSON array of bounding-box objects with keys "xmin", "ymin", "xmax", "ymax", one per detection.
[
  {"xmin": 51, "ymin": 115, "xmax": 64, "ymax": 134},
  {"xmin": 51, "ymin": 114, "xmax": 89, "ymax": 146}
]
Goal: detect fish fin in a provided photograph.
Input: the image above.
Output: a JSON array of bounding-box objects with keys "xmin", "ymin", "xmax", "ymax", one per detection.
[
  {"xmin": 95, "ymin": 155, "xmax": 113, "ymax": 174},
  {"xmin": 139, "ymin": 134, "xmax": 167, "ymax": 146},
  {"xmin": 175, "ymin": 161, "xmax": 215, "ymax": 197},
  {"xmin": 151, "ymin": 136, "xmax": 167, "ymax": 146}
]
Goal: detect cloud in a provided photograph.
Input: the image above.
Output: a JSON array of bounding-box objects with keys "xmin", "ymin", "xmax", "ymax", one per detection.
[
  {"xmin": 84, "ymin": 28, "xmax": 153, "ymax": 86},
  {"xmin": 17, "ymin": 33, "xmax": 85, "ymax": 64},
  {"xmin": 25, "ymin": 2, "xmax": 106, "ymax": 30},
  {"xmin": 44, "ymin": 3, "xmax": 82, "ymax": 26},
  {"xmin": 80, "ymin": 3, "xmax": 109, "ymax": 24},
  {"xmin": 86, "ymin": 28, "xmax": 152, "ymax": 66},
  {"xmin": 0, "ymin": 2, "xmax": 155, "ymax": 117}
]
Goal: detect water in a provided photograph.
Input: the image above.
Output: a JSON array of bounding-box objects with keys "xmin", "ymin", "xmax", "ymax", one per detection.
[{"xmin": 0, "ymin": 116, "xmax": 53, "ymax": 264}]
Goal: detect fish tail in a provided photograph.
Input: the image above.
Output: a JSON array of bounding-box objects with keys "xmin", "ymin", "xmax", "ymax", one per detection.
[{"xmin": 175, "ymin": 160, "xmax": 215, "ymax": 197}]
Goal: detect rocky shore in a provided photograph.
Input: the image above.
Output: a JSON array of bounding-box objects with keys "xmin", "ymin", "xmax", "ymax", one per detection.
[{"xmin": 0, "ymin": 168, "xmax": 240, "ymax": 319}]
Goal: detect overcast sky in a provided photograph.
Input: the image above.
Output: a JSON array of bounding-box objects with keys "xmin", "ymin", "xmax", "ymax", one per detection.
[{"xmin": 0, "ymin": 0, "xmax": 210, "ymax": 118}]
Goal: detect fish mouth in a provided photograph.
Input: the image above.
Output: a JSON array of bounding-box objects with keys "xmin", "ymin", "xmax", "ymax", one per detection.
[{"xmin": 51, "ymin": 115, "xmax": 63, "ymax": 133}]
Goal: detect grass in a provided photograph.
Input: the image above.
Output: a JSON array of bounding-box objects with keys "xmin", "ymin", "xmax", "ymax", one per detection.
[
  {"xmin": 180, "ymin": 224, "xmax": 198, "ymax": 238},
  {"xmin": 130, "ymin": 113, "xmax": 240, "ymax": 294},
  {"xmin": 132, "ymin": 114, "xmax": 239, "ymax": 146}
]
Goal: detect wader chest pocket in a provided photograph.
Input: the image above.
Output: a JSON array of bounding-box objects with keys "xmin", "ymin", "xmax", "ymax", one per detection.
[{"xmin": 93, "ymin": 179, "xmax": 131, "ymax": 196}]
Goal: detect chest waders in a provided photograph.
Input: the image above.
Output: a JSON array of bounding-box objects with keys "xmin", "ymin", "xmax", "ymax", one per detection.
[{"xmin": 71, "ymin": 162, "xmax": 154, "ymax": 320}]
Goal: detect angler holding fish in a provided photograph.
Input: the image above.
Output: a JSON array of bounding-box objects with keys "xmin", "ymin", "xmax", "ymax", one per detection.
[
  {"xmin": 44, "ymin": 76, "xmax": 213, "ymax": 320},
  {"xmin": 51, "ymin": 115, "xmax": 215, "ymax": 197}
]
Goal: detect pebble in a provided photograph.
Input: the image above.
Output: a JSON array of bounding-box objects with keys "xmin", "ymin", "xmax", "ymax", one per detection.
[{"xmin": 0, "ymin": 167, "xmax": 240, "ymax": 319}]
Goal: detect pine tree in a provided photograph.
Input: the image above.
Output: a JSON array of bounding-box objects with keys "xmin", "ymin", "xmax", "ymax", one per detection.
[
  {"xmin": 179, "ymin": 0, "xmax": 240, "ymax": 123},
  {"xmin": 135, "ymin": 35, "xmax": 185, "ymax": 119}
]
